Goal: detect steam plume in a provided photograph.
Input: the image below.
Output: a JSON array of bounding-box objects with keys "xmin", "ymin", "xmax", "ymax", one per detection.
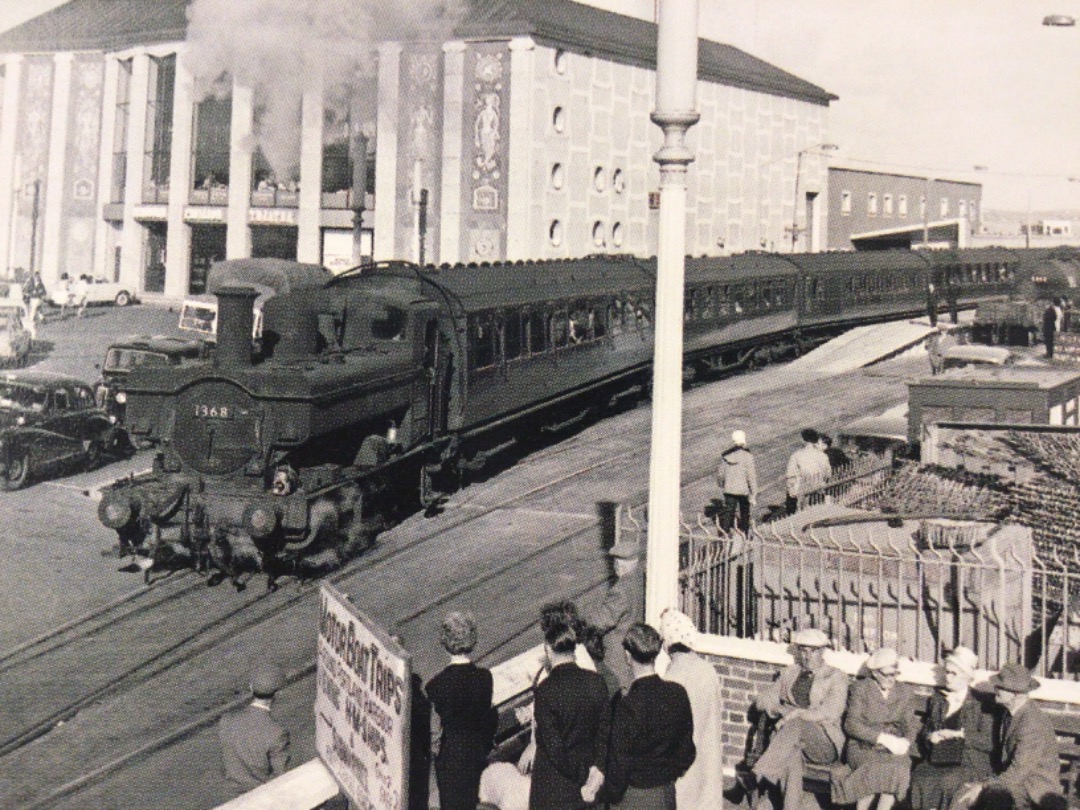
[{"xmin": 183, "ymin": 0, "xmax": 465, "ymax": 178}]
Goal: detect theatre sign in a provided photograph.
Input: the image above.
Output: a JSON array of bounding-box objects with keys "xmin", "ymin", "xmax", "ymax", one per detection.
[{"xmin": 316, "ymin": 583, "xmax": 411, "ymax": 810}]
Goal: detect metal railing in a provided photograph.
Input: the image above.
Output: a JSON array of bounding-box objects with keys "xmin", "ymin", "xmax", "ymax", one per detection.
[{"xmin": 622, "ymin": 454, "xmax": 1080, "ymax": 678}]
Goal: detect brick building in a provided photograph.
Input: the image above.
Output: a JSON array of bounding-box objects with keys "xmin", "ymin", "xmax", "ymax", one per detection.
[{"xmin": 828, "ymin": 166, "xmax": 983, "ymax": 250}]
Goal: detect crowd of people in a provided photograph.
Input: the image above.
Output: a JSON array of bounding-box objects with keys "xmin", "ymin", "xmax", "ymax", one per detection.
[{"xmin": 748, "ymin": 634, "xmax": 1066, "ymax": 810}]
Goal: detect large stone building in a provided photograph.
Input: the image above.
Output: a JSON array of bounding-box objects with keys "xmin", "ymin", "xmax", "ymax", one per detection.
[{"xmin": 0, "ymin": 0, "xmax": 835, "ymax": 300}]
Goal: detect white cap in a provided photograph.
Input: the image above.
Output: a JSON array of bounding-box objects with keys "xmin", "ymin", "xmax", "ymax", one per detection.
[
  {"xmin": 866, "ymin": 647, "xmax": 900, "ymax": 672},
  {"xmin": 792, "ymin": 628, "xmax": 829, "ymax": 648},
  {"xmin": 732, "ymin": 430, "xmax": 747, "ymax": 446}
]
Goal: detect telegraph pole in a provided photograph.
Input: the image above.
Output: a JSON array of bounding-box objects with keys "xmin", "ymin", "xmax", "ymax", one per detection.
[{"xmin": 645, "ymin": 0, "xmax": 700, "ymax": 625}]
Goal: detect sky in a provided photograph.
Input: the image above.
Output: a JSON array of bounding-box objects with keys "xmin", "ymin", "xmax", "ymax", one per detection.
[{"xmin": 0, "ymin": 0, "xmax": 1078, "ymax": 211}]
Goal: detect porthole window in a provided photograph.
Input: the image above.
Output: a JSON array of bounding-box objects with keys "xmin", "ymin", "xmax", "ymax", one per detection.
[
  {"xmin": 552, "ymin": 106, "xmax": 565, "ymax": 134},
  {"xmin": 592, "ymin": 221, "xmax": 606, "ymax": 248},
  {"xmin": 549, "ymin": 220, "xmax": 563, "ymax": 246},
  {"xmin": 612, "ymin": 168, "xmax": 625, "ymax": 194},
  {"xmin": 554, "ymin": 49, "xmax": 568, "ymax": 75},
  {"xmin": 612, "ymin": 222, "xmax": 624, "ymax": 248},
  {"xmin": 593, "ymin": 167, "xmax": 606, "ymax": 192},
  {"xmin": 550, "ymin": 163, "xmax": 565, "ymax": 190}
]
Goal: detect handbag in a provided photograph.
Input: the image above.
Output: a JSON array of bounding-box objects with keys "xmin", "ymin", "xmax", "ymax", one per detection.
[{"xmin": 928, "ymin": 735, "xmax": 965, "ymax": 766}]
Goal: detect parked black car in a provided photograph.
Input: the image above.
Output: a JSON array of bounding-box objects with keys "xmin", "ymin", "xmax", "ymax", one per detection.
[
  {"xmin": 0, "ymin": 371, "xmax": 134, "ymax": 490},
  {"xmin": 94, "ymin": 335, "xmax": 207, "ymax": 422}
]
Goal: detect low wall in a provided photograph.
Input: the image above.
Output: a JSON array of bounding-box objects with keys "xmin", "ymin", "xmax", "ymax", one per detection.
[{"xmin": 217, "ymin": 634, "xmax": 1080, "ymax": 808}]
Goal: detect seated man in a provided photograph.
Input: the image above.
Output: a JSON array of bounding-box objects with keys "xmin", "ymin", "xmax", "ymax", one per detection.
[
  {"xmin": 954, "ymin": 663, "xmax": 1062, "ymax": 810},
  {"xmin": 750, "ymin": 628, "xmax": 848, "ymax": 810}
]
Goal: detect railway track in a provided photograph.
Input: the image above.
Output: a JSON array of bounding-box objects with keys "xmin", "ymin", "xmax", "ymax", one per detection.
[{"xmin": 3, "ymin": 353, "xmax": 920, "ymax": 808}]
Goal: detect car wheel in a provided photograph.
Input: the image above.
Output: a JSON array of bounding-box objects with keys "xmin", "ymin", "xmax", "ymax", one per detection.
[
  {"xmin": 115, "ymin": 291, "xmax": 131, "ymax": 307},
  {"xmin": 1, "ymin": 451, "xmax": 30, "ymax": 491}
]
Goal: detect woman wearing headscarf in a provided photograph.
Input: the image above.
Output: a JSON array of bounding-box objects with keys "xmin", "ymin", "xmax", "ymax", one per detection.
[
  {"xmin": 833, "ymin": 648, "xmax": 918, "ymax": 810},
  {"xmin": 910, "ymin": 647, "xmax": 996, "ymax": 810},
  {"xmin": 659, "ymin": 608, "xmax": 725, "ymax": 809},
  {"xmin": 426, "ymin": 612, "xmax": 497, "ymax": 810}
]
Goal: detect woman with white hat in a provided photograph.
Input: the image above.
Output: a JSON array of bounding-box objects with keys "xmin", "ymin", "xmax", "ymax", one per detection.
[
  {"xmin": 910, "ymin": 647, "xmax": 996, "ymax": 810},
  {"xmin": 659, "ymin": 608, "xmax": 725, "ymax": 809},
  {"xmin": 833, "ymin": 648, "xmax": 917, "ymax": 810}
]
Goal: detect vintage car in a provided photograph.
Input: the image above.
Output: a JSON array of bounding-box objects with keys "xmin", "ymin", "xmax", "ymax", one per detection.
[
  {"xmin": 47, "ymin": 276, "xmax": 138, "ymax": 308},
  {"xmin": 95, "ymin": 335, "xmax": 207, "ymax": 421},
  {"xmin": 0, "ymin": 303, "xmax": 31, "ymax": 367},
  {"xmin": 0, "ymin": 371, "xmax": 134, "ymax": 490}
]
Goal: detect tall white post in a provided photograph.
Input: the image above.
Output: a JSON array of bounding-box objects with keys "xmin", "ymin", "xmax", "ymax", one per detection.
[{"xmin": 646, "ymin": 0, "xmax": 699, "ymax": 626}]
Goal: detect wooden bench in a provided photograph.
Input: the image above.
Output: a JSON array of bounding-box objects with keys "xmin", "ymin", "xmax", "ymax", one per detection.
[{"xmin": 734, "ymin": 707, "xmax": 1080, "ymax": 809}]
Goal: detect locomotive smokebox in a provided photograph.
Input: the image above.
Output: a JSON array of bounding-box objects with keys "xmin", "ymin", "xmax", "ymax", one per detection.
[{"xmin": 215, "ymin": 286, "xmax": 259, "ymax": 368}]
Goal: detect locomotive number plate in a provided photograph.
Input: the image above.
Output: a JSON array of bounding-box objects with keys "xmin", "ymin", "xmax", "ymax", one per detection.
[{"xmin": 193, "ymin": 404, "xmax": 234, "ymax": 419}]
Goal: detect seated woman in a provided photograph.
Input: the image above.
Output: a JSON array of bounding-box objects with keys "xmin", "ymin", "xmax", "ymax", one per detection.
[
  {"xmin": 833, "ymin": 648, "xmax": 917, "ymax": 810},
  {"xmin": 910, "ymin": 647, "xmax": 995, "ymax": 810}
]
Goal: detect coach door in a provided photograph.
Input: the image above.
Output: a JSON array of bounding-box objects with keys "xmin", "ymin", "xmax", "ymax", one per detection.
[{"xmin": 416, "ymin": 317, "xmax": 451, "ymax": 439}]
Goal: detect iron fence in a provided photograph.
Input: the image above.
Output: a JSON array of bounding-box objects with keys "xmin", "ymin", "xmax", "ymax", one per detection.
[{"xmin": 622, "ymin": 473, "xmax": 1080, "ymax": 679}]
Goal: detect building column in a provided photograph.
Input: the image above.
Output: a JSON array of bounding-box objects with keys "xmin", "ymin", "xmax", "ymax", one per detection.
[
  {"xmin": 0, "ymin": 55, "xmax": 23, "ymax": 276},
  {"xmin": 226, "ymin": 81, "xmax": 253, "ymax": 259},
  {"xmin": 504, "ymin": 37, "xmax": 535, "ymax": 261},
  {"xmin": 91, "ymin": 56, "xmax": 120, "ymax": 280},
  {"xmin": 117, "ymin": 49, "xmax": 150, "ymax": 291},
  {"xmin": 438, "ymin": 41, "xmax": 466, "ymax": 265},
  {"xmin": 373, "ymin": 42, "xmax": 401, "ymax": 261},
  {"xmin": 39, "ymin": 52, "xmax": 74, "ymax": 286},
  {"xmin": 164, "ymin": 49, "xmax": 194, "ymax": 298},
  {"xmin": 297, "ymin": 76, "xmax": 323, "ymax": 264}
]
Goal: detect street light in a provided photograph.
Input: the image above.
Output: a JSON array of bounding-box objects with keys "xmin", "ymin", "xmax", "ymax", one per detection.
[{"xmin": 790, "ymin": 142, "xmax": 838, "ymax": 252}]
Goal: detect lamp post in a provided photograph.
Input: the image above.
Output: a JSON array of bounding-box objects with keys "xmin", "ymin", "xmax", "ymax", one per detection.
[
  {"xmin": 789, "ymin": 143, "xmax": 838, "ymax": 252},
  {"xmin": 921, "ymin": 176, "xmax": 935, "ymax": 247},
  {"xmin": 645, "ymin": 0, "xmax": 699, "ymax": 626}
]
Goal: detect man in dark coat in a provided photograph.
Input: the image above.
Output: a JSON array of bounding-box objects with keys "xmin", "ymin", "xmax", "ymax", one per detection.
[
  {"xmin": 954, "ymin": 663, "xmax": 1062, "ymax": 810},
  {"xmin": 1043, "ymin": 303, "xmax": 1058, "ymax": 359},
  {"xmin": 594, "ymin": 623, "xmax": 696, "ymax": 809},
  {"xmin": 591, "ymin": 539, "xmax": 645, "ymax": 692},
  {"xmin": 529, "ymin": 612, "xmax": 611, "ymax": 810},
  {"xmin": 219, "ymin": 662, "xmax": 291, "ymax": 792}
]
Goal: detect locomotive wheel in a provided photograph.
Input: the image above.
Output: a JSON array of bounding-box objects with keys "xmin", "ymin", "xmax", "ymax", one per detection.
[{"xmin": 2, "ymin": 451, "xmax": 29, "ymax": 491}]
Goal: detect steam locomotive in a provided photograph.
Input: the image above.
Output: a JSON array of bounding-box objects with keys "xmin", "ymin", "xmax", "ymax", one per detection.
[{"xmin": 97, "ymin": 247, "xmax": 1048, "ymax": 585}]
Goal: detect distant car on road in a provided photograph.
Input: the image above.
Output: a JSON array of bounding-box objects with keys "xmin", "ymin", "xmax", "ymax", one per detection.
[
  {"xmin": 48, "ymin": 276, "xmax": 138, "ymax": 309},
  {"xmin": 95, "ymin": 335, "xmax": 207, "ymax": 422},
  {"xmin": 0, "ymin": 370, "xmax": 134, "ymax": 490}
]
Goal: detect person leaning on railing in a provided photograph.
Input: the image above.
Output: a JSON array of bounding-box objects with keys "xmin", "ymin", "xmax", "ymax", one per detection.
[{"xmin": 747, "ymin": 628, "xmax": 849, "ymax": 810}]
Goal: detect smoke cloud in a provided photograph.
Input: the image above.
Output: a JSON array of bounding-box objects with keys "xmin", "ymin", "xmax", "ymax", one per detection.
[{"xmin": 183, "ymin": 0, "xmax": 465, "ymax": 179}]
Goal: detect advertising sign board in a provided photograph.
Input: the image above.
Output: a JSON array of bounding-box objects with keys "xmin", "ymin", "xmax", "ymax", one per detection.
[{"xmin": 316, "ymin": 583, "xmax": 411, "ymax": 810}]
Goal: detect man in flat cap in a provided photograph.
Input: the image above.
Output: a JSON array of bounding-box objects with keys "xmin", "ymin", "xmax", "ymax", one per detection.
[
  {"xmin": 590, "ymin": 538, "xmax": 645, "ymax": 692},
  {"xmin": 219, "ymin": 662, "xmax": 291, "ymax": 792},
  {"xmin": 954, "ymin": 663, "xmax": 1062, "ymax": 810},
  {"xmin": 750, "ymin": 628, "xmax": 849, "ymax": 810}
]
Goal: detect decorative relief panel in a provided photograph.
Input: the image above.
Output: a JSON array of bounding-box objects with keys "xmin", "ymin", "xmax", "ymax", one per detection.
[
  {"xmin": 393, "ymin": 48, "xmax": 443, "ymax": 262},
  {"xmin": 12, "ymin": 57, "xmax": 53, "ymax": 273},
  {"xmin": 61, "ymin": 56, "xmax": 105, "ymax": 279},
  {"xmin": 460, "ymin": 42, "xmax": 510, "ymax": 262}
]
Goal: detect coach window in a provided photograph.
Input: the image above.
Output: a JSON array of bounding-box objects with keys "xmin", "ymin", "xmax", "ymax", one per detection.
[
  {"xmin": 503, "ymin": 312, "xmax": 523, "ymax": 361},
  {"xmin": 683, "ymin": 292, "xmax": 695, "ymax": 322},
  {"xmin": 527, "ymin": 310, "xmax": 547, "ymax": 354},
  {"xmin": 551, "ymin": 309, "xmax": 569, "ymax": 348},
  {"xmin": 371, "ymin": 305, "xmax": 407, "ymax": 341},
  {"xmin": 607, "ymin": 301, "xmax": 624, "ymax": 336},
  {"xmin": 700, "ymin": 287, "xmax": 715, "ymax": 320},
  {"xmin": 718, "ymin": 285, "xmax": 731, "ymax": 316},
  {"xmin": 470, "ymin": 315, "xmax": 496, "ymax": 369},
  {"xmin": 883, "ymin": 194, "xmax": 893, "ymax": 215},
  {"xmin": 898, "ymin": 195, "xmax": 908, "ymax": 217},
  {"xmin": 840, "ymin": 190, "xmax": 852, "ymax": 214},
  {"xmin": 868, "ymin": 193, "xmax": 878, "ymax": 216},
  {"xmin": 939, "ymin": 197, "xmax": 949, "ymax": 218},
  {"xmin": 589, "ymin": 306, "xmax": 606, "ymax": 338}
]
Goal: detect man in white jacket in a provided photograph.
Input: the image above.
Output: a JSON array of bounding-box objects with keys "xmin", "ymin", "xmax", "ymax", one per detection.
[{"xmin": 717, "ymin": 429, "xmax": 757, "ymax": 532}]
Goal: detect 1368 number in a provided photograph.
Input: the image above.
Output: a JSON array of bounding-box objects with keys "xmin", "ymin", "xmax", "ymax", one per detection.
[{"xmin": 193, "ymin": 404, "xmax": 231, "ymax": 419}]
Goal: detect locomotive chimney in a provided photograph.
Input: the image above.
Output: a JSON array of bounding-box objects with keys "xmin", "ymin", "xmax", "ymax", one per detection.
[{"xmin": 215, "ymin": 286, "xmax": 259, "ymax": 368}]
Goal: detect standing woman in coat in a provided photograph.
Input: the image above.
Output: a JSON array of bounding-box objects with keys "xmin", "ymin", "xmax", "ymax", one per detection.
[
  {"xmin": 833, "ymin": 648, "xmax": 917, "ymax": 810},
  {"xmin": 659, "ymin": 608, "xmax": 725, "ymax": 809},
  {"xmin": 426, "ymin": 612, "xmax": 496, "ymax": 810}
]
